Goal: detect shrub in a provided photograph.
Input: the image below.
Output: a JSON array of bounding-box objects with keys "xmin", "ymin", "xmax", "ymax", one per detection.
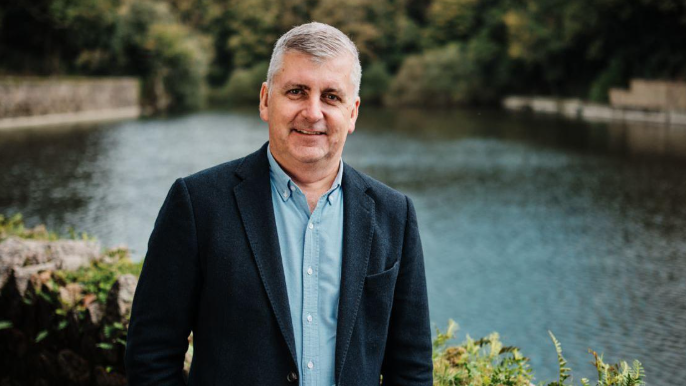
[
  {"xmin": 387, "ymin": 43, "xmax": 480, "ymax": 107},
  {"xmin": 432, "ymin": 320, "xmax": 645, "ymax": 386},
  {"xmin": 112, "ymin": 0, "xmax": 211, "ymax": 112},
  {"xmin": 360, "ymin": 61, "xmax": 392, "ymax": 106},
  {"xmin": 212, "ymin": 61, "xmax": 268, "ymax": 106}
]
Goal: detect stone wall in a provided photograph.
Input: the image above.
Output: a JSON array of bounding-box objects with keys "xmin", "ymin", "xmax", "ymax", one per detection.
[
  {"xmin": 610, "ymin": 79, "xmax": 686, "ymax": 111},
  {"xmin": 0, "ymin": 77, "xmax": 141, "ymax": 129},
  {"xmin": 503, "ymin": 96, "xmax": 686, "ymax": 126}
]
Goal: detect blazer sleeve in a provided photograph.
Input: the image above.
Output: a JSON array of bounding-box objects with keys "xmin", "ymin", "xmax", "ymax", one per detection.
[
  {"xmin": 381, "ymin": 196, "xmax": 433, "ymax": 385},
  {"xmin": 125, "ymin": 178, "xmax": 201, "ymax": 385}
]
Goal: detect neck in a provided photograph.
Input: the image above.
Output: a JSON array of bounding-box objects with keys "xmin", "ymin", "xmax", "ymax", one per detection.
[{"xmin": 271, "ymin": 152, "xmax": 340, "ymax": 193}]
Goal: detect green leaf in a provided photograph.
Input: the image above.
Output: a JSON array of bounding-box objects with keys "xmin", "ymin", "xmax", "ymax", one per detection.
[
  {"xmin": 96, "ymin": 342, "xmax": 114, "ymax": 350},
  {"xmin": 35, "ymin": 330, "xmax": 49, "ymax": 343},
  {"xmin": 57, "ymin": 320, "xmax": 68, "ymax": 330},
  {"xmin": 0, "ymin": 320, "xmax": 12, "ymax": 330}
]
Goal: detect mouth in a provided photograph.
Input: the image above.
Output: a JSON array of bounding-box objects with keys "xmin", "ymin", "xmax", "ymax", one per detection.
[{"xmin": 292, "ymin": 128, "xmax": 326, "ymax": 135}]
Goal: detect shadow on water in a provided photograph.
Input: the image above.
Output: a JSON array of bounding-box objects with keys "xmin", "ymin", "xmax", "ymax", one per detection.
[{"xmin": 1, "ymin": 107, "xmax": 685, "ymax": 385}]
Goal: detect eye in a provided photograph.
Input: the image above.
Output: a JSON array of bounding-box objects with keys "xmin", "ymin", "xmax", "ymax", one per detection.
[
  {"xmin": 287, "ymin": 89, "xmax": 303, "ymax": 96},
  {"xmin": 324, "ymin": 93, "xmax": 340, "ymax": 102}
]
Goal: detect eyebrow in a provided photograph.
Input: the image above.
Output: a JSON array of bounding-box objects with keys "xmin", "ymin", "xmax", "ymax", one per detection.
[
  {"xmin": 282, "ymin": 83, "xmax": 347, "ymax": 98},
  {"xmin": 283, "ymin": 83, "xmax": 309, "ymax": 91}
]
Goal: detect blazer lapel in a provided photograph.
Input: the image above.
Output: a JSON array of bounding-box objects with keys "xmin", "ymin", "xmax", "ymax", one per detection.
[
  {"xmin": 335, "ymin": 165, "xmax": 375, "ymax": 383},
  {"xmin": 233, "ymin": 143, "xmax": 298, "ymax": 368}
]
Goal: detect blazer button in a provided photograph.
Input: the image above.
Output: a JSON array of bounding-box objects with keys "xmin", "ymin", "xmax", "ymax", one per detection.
[{"xmin": 286, "ymin": 371, "xmax": 298, "ymax": 383}]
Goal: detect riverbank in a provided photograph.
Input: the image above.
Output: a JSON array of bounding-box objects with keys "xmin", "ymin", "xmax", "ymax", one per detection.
[
  {"xmin": 503, "ymin": 96, "xmax": 686, "ymax": 126},
  {"xmin": 0, "ymin": 77, "xmax": 141, "ymax": 130},
  {"xmin": 503, "ymin": 79, "xmax": 686, "ymax": 127}
]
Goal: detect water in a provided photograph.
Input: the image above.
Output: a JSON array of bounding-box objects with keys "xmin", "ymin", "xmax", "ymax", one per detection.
[{"xmin": 1, "ymin": 107, "xmax": 685, "ymax": 384}]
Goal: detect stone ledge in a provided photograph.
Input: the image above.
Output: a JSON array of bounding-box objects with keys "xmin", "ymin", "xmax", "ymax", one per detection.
[{"xmin": 0, "ymin": 107, "xmax": 141, "ymax": 130}]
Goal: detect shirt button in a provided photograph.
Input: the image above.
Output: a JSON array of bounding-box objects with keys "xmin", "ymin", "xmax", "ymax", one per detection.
[
  {"xmin": 307, "ymin": 314, "xmax": 312, "ymax": 323},
  {"xmin": 286, "ymin": 371, "xmax": 298, "ymax": 383},
  {"xmin": 307, "ymin": 267, "xmax": 313, "ymax": 275},
  {"xmin": 290, "ymin": 185, "xmax": 296, "ymax": 191},
  {"xmin": 307, "ymin": 361, "xmax": 314, "ymax": 369},
  {"xmin": 308, "ymin": 222, "xmax": 314, "ymax": 229},
  {"xmin": 283, "ymin": 190, "xmax": 289, "ymax": 198}
]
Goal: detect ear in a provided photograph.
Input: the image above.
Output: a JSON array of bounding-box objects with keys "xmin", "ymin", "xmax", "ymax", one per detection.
[
  {"xmin": 259, "ymin": 82, "xmax": 269, "ymax": 122},
  {"xmin": 348, "ymin": 96, "xmax": 360, "ymax": 134}
]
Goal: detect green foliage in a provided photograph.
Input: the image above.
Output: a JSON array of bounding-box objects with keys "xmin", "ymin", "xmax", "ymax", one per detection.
[
  {"xmin": 588, "ymin": 59, "xmax": 626, "ymax": 103},
  {"xmin": 53, "ymin": 247, "xmax": 143, "ymax": 305},
  {"xmin": 146, "ymin": 22, "xmax": 211, "ymax": 111},
  {"xmin": 112, "ymin": 0, "xmax": 211, "ymax": 112},
  {"xmin": 3, "ymin": 0, "xmax": 684, "ymax": 107},
  {"xmin": 35, "ymin": 330, "xmax": 49, "ymax": 343},
  {"xmin": 360, "ymin": 62, "xmax": 392, "ymax": 106},
  {"xmin": 432, "ymin": 319, "xmax": 533, "ymax": 385},
  {"xmin": 424, "ymin": 0, "xmax": 480, "ymax": 46},
  {"xmin": 0, "ymin": 213, "xmax": 58, "ymax": 241},
  {"xmin": 548, "ymin": 331, "xmax": 571, "ymax": 385},
  {"xmin": 583, "ymin": 353, "xmax": 644, "ymax": 386},
  {"xmin": 431, "ymin": 322, "xmax": 645, "ymax": 386},
  {"xmin": 387, "ymin": 44, "xmax": 477, "ymax": 107},
  {"xmin": 212, "ymin": 61, "xmax": 268, "ymax": 106}
]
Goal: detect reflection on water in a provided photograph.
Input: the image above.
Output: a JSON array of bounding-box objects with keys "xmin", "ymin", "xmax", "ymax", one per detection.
[{"xmin": 1, "ymin": 108, "xmax": 685, "ymax": 385}]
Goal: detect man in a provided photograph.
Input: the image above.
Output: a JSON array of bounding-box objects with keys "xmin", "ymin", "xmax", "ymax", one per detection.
[{"xmin": 125, "ymin": 22, "xmax": 432, "ymax": 385}]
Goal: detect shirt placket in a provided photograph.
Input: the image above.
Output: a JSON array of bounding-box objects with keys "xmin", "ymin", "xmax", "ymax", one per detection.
[{"xmin": 302, "ymin": 197, "xmax": 325, "ymax": 386}]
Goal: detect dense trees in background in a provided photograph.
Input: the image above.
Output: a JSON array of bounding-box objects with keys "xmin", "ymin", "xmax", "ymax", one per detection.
[{"xmin": 1, "ymin": 0, "xmax": 684, "ymax": 111}]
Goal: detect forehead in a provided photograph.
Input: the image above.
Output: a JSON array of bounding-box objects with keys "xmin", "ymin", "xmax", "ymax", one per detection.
[{"xmin": 275, "ymin": 51, "xmax": 354, "ymax": 91}]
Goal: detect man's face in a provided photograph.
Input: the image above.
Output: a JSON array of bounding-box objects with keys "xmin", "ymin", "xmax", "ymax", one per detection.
[{"xmin": 259, "ymin": 51, "xmax": 360, "ymax": 170}]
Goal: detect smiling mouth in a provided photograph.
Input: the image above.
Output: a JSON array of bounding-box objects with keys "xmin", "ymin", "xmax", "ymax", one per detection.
[{"xmin": 292, "ymin": 128, "xmax": 325, "ymax": 135}]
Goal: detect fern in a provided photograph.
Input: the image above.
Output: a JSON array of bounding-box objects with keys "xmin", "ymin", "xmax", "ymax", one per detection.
[{"xmin": 548, "ymin": 331, "xmax": 571, "ymax": 385}]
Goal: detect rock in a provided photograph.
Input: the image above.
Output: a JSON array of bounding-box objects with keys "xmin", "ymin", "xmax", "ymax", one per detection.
[
  {"xmin": 58, "ymin": 283, "xmax": 83, "ymax": 307},
  {"xmin": 45, "ymin": 239, "xmax": 101, "ymax": 270},
  {"xmin": 105, "ymin": 274, "xmax": 137, "ymax": 321},
  {"xmin": 93, "ymin": 366, "xmax": 127, "ymax": 386},
  {"xmin": 0, "ymin": 237, "xmax": 36, "ymax": 290},
  {"xmin": 0, "ymin": 237, "xmax": 101, "ymax": 275},
  {"xmin": 86, "ymin": 301, "xmax": 105, "ymax": 326},
  {"xmin": 82, "ymin": 293, "xmax": 97, "ymax": 307},
  {"xmin": 6, "ymin": 263, "xmax": 57, "ymax": 297},
  {"xmin": 57, "ymin": 349, "xmax": 90, "ymax": 385}
]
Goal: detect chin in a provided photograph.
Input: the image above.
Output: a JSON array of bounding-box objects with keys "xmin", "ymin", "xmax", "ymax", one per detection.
[{"xmin": 286, "ymin": 143, "xmax": 325, "ymax": 162}]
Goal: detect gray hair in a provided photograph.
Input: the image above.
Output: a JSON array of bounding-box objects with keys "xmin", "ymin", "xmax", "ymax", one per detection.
[{"xmin": 267, "ymin": 22, "xmax": 362, "ymax": 98}]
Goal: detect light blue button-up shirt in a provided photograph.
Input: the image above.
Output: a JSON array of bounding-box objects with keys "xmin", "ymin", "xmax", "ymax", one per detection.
[{"xmin": 268, "ymin": 146, "xmax": 344, "ymax": 386}]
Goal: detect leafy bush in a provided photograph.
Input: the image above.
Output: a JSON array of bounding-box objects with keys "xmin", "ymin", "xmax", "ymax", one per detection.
[
  {"xmin": 387, "ymin": 44, "xmax": 478, "ymax": 107},
  {"xmin": 211, "ymin": 61, "xmax": 268, "ymax": 106},
  {"xmin": 360, "ymin": 61, "xmax": 392, "ymax": 105},
  {"xmin": 0, "ymin": 213, "xmax": 56, "ymax": 241},
  {"xmin": 112, "ymin": 0, "xmax": 211, "ymax": 112},
  {"xmin": 433, "ymin": 320, "xmax": 533, "ymax": 385},
  {"xmin": 145, "ymin": 22, "xmax": 211, "ymax": 111},
  {"xmin": 432, "ymin": 320, "xmax": 645, "ymax": 386}
]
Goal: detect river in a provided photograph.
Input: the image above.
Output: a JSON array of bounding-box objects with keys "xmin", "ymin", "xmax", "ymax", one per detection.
[{"xmin": 1, "ymin": 107, "xmax": 685, "ymax": 384}]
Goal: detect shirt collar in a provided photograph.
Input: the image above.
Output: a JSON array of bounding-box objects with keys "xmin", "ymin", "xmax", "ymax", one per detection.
[{"xmin": 267, "ymin": 144, "xmax": 344, "ymax": 205}]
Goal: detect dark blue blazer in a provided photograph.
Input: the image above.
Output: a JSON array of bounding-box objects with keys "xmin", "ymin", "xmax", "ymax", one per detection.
[{"xmin": 125, "ymin": 142, "xmax": 433, "ymax": 385}]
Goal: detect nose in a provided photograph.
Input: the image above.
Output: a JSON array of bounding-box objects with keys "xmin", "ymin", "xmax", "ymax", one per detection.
[{"xmin": 301, "ymin": 95, "xmax": 324, "ymax": 122}]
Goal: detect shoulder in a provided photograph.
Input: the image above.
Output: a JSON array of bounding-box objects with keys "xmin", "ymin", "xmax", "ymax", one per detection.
[
  {"xmin": 180, "ymin": 157, "xmax": 244, "ymax": 194},
  {"xmin": 180, "ymin": 143, "xmax": 267, "ymax": 195},
  {"xmin": 344, "ymin": 163, "xmax": 412, "ymax": 219}
]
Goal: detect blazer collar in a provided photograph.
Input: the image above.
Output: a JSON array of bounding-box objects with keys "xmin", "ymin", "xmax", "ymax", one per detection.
[{"xmin": 233, "ymin": 142, "xmax": 376, "ymax": 382}]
